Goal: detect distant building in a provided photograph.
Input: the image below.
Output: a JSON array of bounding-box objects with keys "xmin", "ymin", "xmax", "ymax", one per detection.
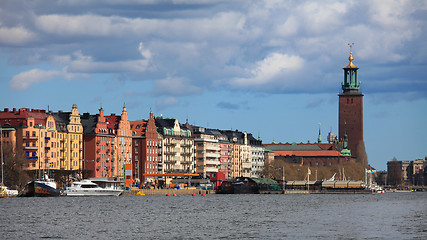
[{"xmin": 387, "ymin": 158, "xmax": 426, "ymax": 186}]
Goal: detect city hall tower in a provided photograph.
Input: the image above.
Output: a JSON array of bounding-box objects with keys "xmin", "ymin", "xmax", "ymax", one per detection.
[{"xmin": 339, "ymin": 44, "xmax": 364, "ymax": 159}]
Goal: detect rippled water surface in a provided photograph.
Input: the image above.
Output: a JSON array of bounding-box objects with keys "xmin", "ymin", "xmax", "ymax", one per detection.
[{"xmin": 1, "ymin": 192, "xmax": 426, "ymax": 239}]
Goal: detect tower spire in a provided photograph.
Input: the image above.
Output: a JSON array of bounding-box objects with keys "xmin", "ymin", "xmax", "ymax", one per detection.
[{"xmin": 317, "ymin": 123, "xmax": 322, "ymax": 143}]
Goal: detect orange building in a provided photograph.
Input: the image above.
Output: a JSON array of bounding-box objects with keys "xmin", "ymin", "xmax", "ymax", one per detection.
[
  {"xmin": 105, "ymin": 106, "xmax": 132, "ymax": 181},
  {"xmin": 0, "ymin": 108, "xmax": 59, "ymax": 174}
]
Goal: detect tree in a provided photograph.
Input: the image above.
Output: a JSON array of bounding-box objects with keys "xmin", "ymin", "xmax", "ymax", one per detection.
[
  {"xmin": 356, "ymin": 140, "xmax": 368, "ymax": 169},
  {"xmin": 2, "ymin": 143, "xmax": 29, "ymax": 190}
]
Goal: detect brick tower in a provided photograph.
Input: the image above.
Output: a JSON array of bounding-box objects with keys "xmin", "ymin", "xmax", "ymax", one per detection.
[{"xmin": 339, "ymin": 44, "xmax": 363, "ymax": 159}]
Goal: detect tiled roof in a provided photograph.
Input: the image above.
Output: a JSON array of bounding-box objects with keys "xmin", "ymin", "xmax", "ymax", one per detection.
[
  {"xmin": 265, "ymin": 143, "xmax": 322, "ymax": 151},
  {"xmin": 130, "ymin": 120, "xmax": 147, "ymax": 137},
  {"xmin": 275, "ymin": 150, "xmax": 344, "ymax": 157}
]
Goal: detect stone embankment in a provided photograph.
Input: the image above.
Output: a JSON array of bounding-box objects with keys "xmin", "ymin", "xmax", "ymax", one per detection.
[{"xmin": 123, "ymin": 188, "xmax": 215, "ymax": 196}]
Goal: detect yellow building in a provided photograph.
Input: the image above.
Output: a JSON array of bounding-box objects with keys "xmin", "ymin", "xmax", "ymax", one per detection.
[{"xmin": 53, "ymin": 104, "xmax": 83, "ymax": 171}]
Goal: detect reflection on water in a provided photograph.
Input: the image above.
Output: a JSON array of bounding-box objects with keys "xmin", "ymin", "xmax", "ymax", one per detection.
[{"xmin": 1, "ymin": 193, "xmax": 426, "ymax": 239}]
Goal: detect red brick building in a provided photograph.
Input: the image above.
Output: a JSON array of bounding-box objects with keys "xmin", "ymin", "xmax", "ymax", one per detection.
[
  {"xmin": 264, "ymin": 142, "xmax": 356, "ymax": 167},
  {"xmin": 81, "ymin": 108, "xmax": 116, "ymax": 178},
  {"xmin": 130, "ymin": 111, "xmax": 163, "ymax": 184}
]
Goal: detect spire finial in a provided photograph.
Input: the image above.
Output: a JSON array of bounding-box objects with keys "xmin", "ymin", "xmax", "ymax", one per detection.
[
  {"xmin": 345, "ymin": 43, "xmax": 356, "ymax": 68},
  {"xmin": 317, "ymin": 122, "xmax": 322, "ymax": 143}
]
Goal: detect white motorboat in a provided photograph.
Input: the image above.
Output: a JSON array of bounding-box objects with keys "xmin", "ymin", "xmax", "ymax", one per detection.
[{"xmin": 65, "ymin": 179, "xmax": 123, "ymax": 197}]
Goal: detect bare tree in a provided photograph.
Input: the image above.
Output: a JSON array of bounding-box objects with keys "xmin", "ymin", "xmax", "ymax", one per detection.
[{"xmin": 2, "ymin": 144, "xmax": 29, "ymax": 190}]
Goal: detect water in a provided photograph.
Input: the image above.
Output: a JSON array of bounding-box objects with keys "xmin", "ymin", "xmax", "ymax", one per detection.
[{"xmin": 1, "ymin": 193, "xmax": 426, "ymax": 239}]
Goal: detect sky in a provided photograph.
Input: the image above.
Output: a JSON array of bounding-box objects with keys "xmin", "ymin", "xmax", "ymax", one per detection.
[{"xmin": 1, "ymin": 0, "xmax": 426, "ymax": 170}]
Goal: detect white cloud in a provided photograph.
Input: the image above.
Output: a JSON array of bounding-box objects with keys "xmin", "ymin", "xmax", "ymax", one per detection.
[
  {"xmin": 66, "ymin": 49, "xmax": 150, "ymax": 73},
  {"xmin": 0, "ymin": 26, "xmax": 36, "ymax": 45},
  {"xmin": 230, "ymin": 53, "xmax": 304, "ymax": 87},
  {"xmin": 138, "ymin": 42, "xmax": 151, "ymax": 60},
  {"xmin": 10, "ymin": 69, "xmax": 60, "ymax": 90},
  {"xmin": 153, "ymin": 76, "xmax": 202, "ymax": 96},
  {"xmin": 156, "ymin": 97, "xmax": 179, "ymax": 109}
]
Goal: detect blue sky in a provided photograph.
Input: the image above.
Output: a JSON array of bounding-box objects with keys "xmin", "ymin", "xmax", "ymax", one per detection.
[{"xmin": 1, "ymin": 0, "xmax": 426, "ymax": 170}]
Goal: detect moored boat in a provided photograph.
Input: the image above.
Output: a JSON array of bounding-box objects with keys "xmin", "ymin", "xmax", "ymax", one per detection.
[
  {"xmin": 18, "ymin": 175, "xmax": 60, "ymax": 197},
  {"xmin": 65, "ymin": 179, "xmax": 123, "ymax": 196}
]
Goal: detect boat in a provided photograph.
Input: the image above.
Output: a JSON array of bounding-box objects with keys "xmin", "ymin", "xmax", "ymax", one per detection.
[
  {"xmin": 0, "ymin": 183, "xmax": 18, "ymax": 198},
  {"xmin": 18, "ymin": 175, "xmax": 61, "ymax": 197},
  {"xmin": 65, "ymin": 179, "xmax": 123, "ymax": 196}
]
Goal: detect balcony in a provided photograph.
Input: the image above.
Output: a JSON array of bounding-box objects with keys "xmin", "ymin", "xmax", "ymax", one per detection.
[
  {"xmin": 25, "ymin": 135, "xmax": 37, "ymax": 139},
  {"xmin": 164, "ymin": 142, "xmax": 176, "ymax": 147},
  {"xmin": 27, "ymin": 156, "xmax": 38, "ymax": 160},
  {"xmin": 206, "ymin": 160, "xmax": 220, "ymax": 165},
  {"xmin": 206, "ymin": 146, "xmax": 220, "ymax": 151},
  {"xmin": 206, "ymin": 167, "xmax": 219, "ymax": 173},
  {"xmin": 24, "ymin": 146, "xmax": 38, "ymax": 150},
  {"xmin": 45, "ymin": 137, "xmax": 51, "ymax": 141},
  {"xmin": 45, "ymin": 147, "xmax": 51, "ymax": 151},
  {"xmin": 181, "ymin": 152, "xmax": 192, "ymax": 156},
  {"xmin": 164, "ymin": 151, "xmax": 176, "ymax": 156},
  {"xmin": 206, "ymin": 153, "xmax": 219, "ymax": 158}
]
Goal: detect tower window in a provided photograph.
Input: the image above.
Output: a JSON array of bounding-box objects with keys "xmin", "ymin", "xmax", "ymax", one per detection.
[
  {"xmin": 351, "ymin": 98, "xmax": 353, "ymax": 104},
  {"xmin": 347, "ymin": 99, "xmax": 349, "ymax": 104}
]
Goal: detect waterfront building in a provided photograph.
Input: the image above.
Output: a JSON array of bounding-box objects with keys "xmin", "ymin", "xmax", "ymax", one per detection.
[
  {"xmin": 0, "ymin": 108, "xmax": 59, "ymax": 173},
  {"xmin": 155, "ymin": 117, "xmax": 194, "ymax": 184},
  {"xmin": 52, "ymin": 104, "xmax": 83, "ymax": 172},
  {"xmin": 193, "ymin": 127, "xmax": 220, "ymax": 178},
  {"xmin": 221, "ymin": 130, "xmax": 252, "ymax": 178},
  {"xmin": 210, "ymin": 129, "xmax": 232, "ymax": 180},
  {"xmin": 105, "ymin": 106, "xmax": 132, "ymax": 181},
  {"xmin": 338, "ymin": 47, "xmax": 364, "ymax": 159},
  {"xmin": 387, "ymin": 158, "xmax": 426, "ymax": 186},
  {"xmin": 264, "ymin": 142, "xmax": 356, "ymax": 167},
  {"xmin": 130, "ymin": 111, "xmax": 163, "ymax": 184},
  {"xmin": 250, "ymin": 136, "xmax": 265, "ymax": 178},
  {"xmin": 81, "ymin": 108, "xmax": 116, "ymax": 178}
]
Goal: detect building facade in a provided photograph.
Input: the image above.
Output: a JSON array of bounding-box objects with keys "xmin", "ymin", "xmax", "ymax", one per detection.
[
  {"xmin": 81, "ymin": 108, "xmax": 116, "ymax": 178},
  {"xmin": 130, "ymin": 112, "xmax": 163, "ymax": 184},
  {"xmin": 155, "ymin": 117, "xmax": 195, "ymax": 184},
  {"xmin": 193, "ymin": 127, "xmax": 220, "ymax": 178},
  {"xmin": 387, "ymin": 158, "xmax": 426, "ymax": 186},
  {"xmin": 53, "ymin": 104, "xmax": 83, "ymax": 172},
  {"xmin": 105, "ymin": 107, "xmax": 132, "ymax": 181},
  {"xmin": 0, "ymin": 108, "xmax": 59, "ymax": 174}
]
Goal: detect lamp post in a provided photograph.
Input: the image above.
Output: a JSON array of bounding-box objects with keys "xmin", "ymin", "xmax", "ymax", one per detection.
[{"xmin": 278, "ymin": 167, "xmax": 285, "ymax": 190}]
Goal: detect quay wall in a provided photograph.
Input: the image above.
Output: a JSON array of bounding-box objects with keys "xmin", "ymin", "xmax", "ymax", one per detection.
[{"xmin": 123, "ymin": 189, "xmax": 215, "ymax": 196}]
